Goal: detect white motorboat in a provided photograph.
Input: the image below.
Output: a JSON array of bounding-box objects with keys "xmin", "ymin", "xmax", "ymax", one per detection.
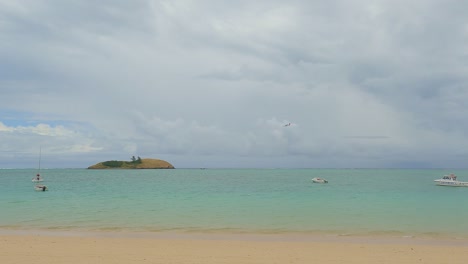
[
  {"xmin": 34, "ymin": 185, "xmax": 48, "ymax": 191},
  {"xmin": 434, "ymin": 173, "xmax": 468, "ymax": 187},
  {"xmin": 312, "ymin": 177, "xmax": 328, "ymax": 183}
]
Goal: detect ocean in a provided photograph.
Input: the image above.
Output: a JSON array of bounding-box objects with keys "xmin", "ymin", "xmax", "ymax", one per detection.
[{"xmin": 1, "ymin": 168, "xmax": 467, "ymax": 238}]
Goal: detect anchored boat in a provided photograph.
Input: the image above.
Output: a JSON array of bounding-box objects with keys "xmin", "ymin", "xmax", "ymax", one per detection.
[
  {"xmin": 34, "ymin": 185, "xmax": 48, "ymax": 191},
  {"xmin": 312, "ymin": 177, "xmax": 328, "ymax": 183},
  {"xmin": 434, "ymin": 173, "xmax": 468, "ymax": 187}
]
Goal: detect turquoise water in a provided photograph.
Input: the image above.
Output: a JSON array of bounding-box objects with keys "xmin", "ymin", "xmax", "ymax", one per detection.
[{"xmin": 1, "ymin": 169, "xmax": 468, "ymax": 238}]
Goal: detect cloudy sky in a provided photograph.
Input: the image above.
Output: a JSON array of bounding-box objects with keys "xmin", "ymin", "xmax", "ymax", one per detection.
[{"xmin": 1, "ymin": 0, "xmax": 468, "ymax": 169}]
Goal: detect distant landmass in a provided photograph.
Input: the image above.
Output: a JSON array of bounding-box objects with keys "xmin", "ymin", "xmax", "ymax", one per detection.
[{"xmin": 87, "ymin": 158, "xmax": 175, "ymax": 169}]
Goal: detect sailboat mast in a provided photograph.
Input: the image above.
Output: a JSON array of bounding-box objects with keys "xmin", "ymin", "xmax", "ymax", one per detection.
[{"xmin": 38, "ymin": 147, "xmax": 41, "ymax": 174}]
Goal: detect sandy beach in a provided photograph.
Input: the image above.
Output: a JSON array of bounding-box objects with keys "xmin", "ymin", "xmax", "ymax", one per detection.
[{"xmin": 1, "ymin": 231, "xmax": 468, "ymax": 264}]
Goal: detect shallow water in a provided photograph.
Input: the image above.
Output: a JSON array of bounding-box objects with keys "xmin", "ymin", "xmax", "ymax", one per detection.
[{"xmin": 1, "ymin": 168, "xmax": 467, "ymax": 238}]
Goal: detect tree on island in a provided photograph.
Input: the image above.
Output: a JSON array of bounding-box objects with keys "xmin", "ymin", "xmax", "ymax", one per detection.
[{"xmin": 131, "ymin": 156, "xmax": 142, "ymax": 164}]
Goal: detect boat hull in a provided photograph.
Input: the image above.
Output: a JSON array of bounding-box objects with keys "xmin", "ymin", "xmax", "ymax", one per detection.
[
  {"xmin": 434, "ymin": 180, "xmax": 468, "ymax": 187},
  {"xmin": 312, "ymin": 177, "xmax": 328, "ymax": 184}
]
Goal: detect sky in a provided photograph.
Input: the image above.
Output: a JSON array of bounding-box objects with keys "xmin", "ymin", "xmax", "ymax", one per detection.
[{"xmin": 1, "ymin": 0, "xmax": 468, "ymax": 169}]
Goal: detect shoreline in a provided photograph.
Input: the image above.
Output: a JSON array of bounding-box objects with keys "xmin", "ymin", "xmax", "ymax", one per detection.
[
  {"xmin": 1, "ymin": 230, "xmax": 468, "ymax": 264},
  {"xmin": 2, "ymin": 227, "xmax": 468, "ymax": 242},
  {"xmin": 2, "ymin": 228, "xmax": 468, "ymax": 245}
]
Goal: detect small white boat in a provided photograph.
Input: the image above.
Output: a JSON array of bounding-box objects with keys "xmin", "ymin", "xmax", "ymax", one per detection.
[
  {"xmin": 34, "ymin": 185, "xmax": 48, "ymax": 191},
  {"xmin": 32, "ymin": 175, "xmax": 43, "ymax": 182},
  {"xmin": 434, "ymin": 173, "xmax": 468, "ymax": 187},
  {"xmin": 312, "ymin": 177, "xmax": 328, "ymax": 183}
]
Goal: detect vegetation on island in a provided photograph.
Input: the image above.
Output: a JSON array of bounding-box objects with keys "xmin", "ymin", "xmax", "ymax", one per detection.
[{"xmin": 87, "ymin": 156, "xmax": 175, "ymax": 169}]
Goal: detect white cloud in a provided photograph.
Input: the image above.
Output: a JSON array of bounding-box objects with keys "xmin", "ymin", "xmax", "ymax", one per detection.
[{"xmin": 0, "ymin": 122, "xmax": 76, "ymax": 137}]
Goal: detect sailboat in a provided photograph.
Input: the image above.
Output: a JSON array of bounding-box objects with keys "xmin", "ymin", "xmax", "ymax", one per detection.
[{"xmin": 32, "ymin": 147, "xmax": 44, "ymax": 182}]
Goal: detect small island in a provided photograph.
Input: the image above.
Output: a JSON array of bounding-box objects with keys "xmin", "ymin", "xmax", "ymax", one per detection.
[{"xmin": 88, "ymin": 157, "xmax": 175, "ymax": 169}]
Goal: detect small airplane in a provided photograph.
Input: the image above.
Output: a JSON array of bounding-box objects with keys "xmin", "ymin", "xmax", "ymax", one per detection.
[{"xmin": 283, "ymin": 123, "xmax": 291, "ymax": 127}]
